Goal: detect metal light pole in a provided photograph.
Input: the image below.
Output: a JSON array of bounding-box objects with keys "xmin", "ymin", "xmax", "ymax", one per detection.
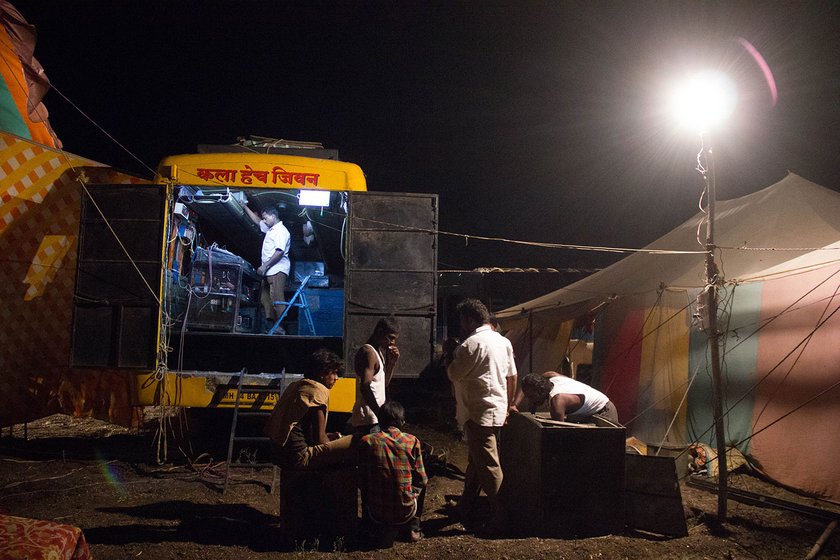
[
  {"xmin": 700, "ymin": 133, "xmax": 728, "ymax": 521},
  {"xmin": 670, "ymin": 70, "xmax": 736, "ymax": 522}
]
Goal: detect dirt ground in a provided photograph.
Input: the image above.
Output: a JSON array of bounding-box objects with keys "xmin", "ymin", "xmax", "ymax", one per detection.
[{"xmin": 2, "ymin": 409, "xmax": 839, "ymax": 560}]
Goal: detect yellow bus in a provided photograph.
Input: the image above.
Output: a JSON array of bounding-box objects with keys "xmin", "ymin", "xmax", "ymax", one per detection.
[{"xmin": 0, "ymin": 133, "xmax": 437, "ymax": 427}]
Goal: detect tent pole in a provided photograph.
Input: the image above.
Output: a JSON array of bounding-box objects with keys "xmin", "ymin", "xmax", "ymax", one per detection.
[
  {"xmin": 528, "ymin": 311, "xmax": 533, "ymax": 373},
  {"xmin": 703, "ymin": 133, "xmax": 728, "ymax": 521}
]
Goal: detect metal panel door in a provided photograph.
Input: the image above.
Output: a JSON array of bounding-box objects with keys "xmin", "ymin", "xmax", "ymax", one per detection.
[{"xmin": 345, "ymin": 192, "xmax": 438, "ymax": 378}]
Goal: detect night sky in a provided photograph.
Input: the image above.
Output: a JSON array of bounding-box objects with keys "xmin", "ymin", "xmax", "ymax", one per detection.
[{"xmin": 19, "ymin": 2, "xmax": 840, "ymax": 273}]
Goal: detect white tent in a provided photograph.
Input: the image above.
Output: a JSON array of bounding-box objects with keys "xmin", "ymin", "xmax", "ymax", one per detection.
[{"xmin": 498, "ymin": 173, "xmax": 840, "ymax": 501}]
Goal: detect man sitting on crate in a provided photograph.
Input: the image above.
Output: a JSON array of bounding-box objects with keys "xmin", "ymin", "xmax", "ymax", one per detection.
[
  {"xmin": 358, "ymin": 400, "xmax": 427, "ymax": 547},
  {"xmin": 512, "ymin": 365, "xmax": 620, "ymax": 425},
  {"xmin": 244, "ymin": 202, "xmax": 291, "ymax": 335},
  {"xmin": 264, "ymin": 349, "xmax": 353, "ymax": 469}
]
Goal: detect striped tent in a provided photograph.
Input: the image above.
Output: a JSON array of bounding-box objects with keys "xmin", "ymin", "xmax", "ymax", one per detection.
[{"xmin": 498, "ymin": 173, "xmax": 840, "ymax": 502}]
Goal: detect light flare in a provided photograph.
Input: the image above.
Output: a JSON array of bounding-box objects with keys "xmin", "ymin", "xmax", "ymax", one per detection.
[
  {"xmin": 737, "ymin": 37, "xmax": 778, "ymax": 107},
  {"xmin": 669, "ymin": 71, "xmax": 737, "ymax": 132},
  {"xmin": 95, "ymin": 449, "xmax": 126, "ymax": 494}
]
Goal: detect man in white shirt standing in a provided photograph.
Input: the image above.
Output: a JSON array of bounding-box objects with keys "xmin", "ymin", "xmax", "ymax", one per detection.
[
  {"xmin": 244, "ymin": 204, "xmax": 291, "ymax": 334},
  {"xmin": 445, "ymin": 298, "xmax": 517, "ymax": 532}
]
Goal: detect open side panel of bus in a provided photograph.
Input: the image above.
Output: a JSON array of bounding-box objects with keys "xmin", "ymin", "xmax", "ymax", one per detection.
[
  {"xmin": 344, "ymin": 192, "xmax": 438, "ymax": 378},
  {"xmin": 159, "ymin": 185, "xmax": 346, "ymax": 378},
  {"xmin": 71, "ymin": 184, "xmax": 167, "ymax": 369}
]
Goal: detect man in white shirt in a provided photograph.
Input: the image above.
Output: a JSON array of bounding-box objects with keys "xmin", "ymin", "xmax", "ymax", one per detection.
[
  {"xmin": 445, "ymin": 299, "xmax": 517, "ymax": 531},
  {"xmin": 244, "ymin": 204, "xmax": 291, "ymax": 334}
]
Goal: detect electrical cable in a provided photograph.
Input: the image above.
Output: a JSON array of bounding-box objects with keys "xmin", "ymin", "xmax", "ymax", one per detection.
[
  {"xmin": 46, "ymin": 82, "xmax": 157, "ymax": 177},
  {"xmin": 302, "ymin": 205, "xmax": 707, "ymax": 255},
  {"xmin": 340, "ymin": 215, "xmax": 347, "ymax": 260}
]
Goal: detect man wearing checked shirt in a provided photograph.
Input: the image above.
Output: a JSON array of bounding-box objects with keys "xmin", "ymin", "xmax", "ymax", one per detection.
[{"xmin": 358, "ymin": 400, "xmax": 427, "ymax": 547}]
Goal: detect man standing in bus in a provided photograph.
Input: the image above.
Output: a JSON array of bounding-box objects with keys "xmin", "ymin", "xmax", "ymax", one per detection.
[{"xmin": 244, "ymin": 203, "xmax": 291, "ymax": 334}]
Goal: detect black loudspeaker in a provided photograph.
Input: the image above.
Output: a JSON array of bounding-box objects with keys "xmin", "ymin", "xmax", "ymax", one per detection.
[
  {"xmin": 72, "ymin": 304, "xmax": 155, "ymax": 368},
  {"xmin": 71, "ymin": 185, "xmax": 164, "ymax": 368},
  {"xmin": 344, "ymin": 192, "xmax": 438, "ymax": 378}
]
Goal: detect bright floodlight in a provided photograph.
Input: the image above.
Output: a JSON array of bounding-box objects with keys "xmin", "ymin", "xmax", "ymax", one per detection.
[
  {"xmin": 669, "ymin": 71, "xmax": 737, "ymax": 131},
  {"xmin": 299, "ymin": 189, "xmax": 331, "ymax": 207}
]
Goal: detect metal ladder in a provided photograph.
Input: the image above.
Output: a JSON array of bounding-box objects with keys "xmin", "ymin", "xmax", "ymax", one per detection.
[
  {"xmin": 268, "ymin": 273, "xmax": 315, "ymax": 335},
  {"xmin": 223, "ymin": 368, "xmax": 285, "ymax": 495}
]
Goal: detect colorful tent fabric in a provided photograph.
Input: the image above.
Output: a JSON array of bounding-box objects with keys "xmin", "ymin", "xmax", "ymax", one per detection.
[
  {"xmin": 0, "ymin": 130, "xmax": 148, "ymax": 427},
  {"xmin": 497, "ymin": 173, "xmax": 840, "ymax": 501},
  {"xmin": 0, "ymin": 1, "xmax": 60, "ymax": 148}
]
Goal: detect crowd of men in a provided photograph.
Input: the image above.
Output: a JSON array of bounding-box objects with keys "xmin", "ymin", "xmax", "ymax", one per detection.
[{"xmin": 264, "ymin": 298, "xmax": 617, "ymax": 548}]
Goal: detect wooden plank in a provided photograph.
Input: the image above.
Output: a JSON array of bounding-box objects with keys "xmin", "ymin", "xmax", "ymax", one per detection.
[
  {"xmin": 625, "ymin": 454, "xmax": 688, "ymax": 537},
  {"xmin": 626, "ymin": 455, "xmax": 682, "ymax": 495}
]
